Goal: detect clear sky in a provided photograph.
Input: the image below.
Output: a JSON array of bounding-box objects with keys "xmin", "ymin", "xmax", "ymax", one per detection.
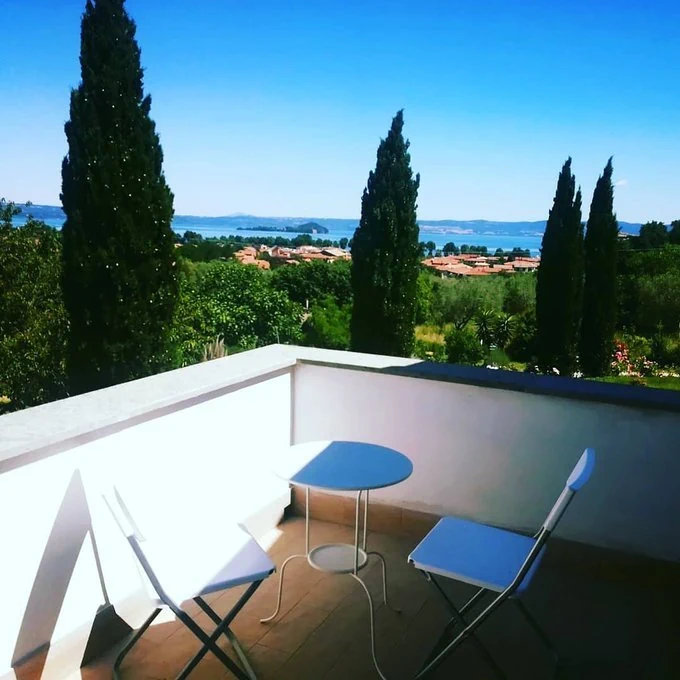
[{"xmin": 1, "ymin": 0, "xmax": 678, "ymax": 222}]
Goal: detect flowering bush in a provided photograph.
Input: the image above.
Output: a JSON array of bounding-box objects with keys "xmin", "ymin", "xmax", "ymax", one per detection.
[{"xmin": 611, "ymin": 341, "xmax": 657, "ymax": 377}]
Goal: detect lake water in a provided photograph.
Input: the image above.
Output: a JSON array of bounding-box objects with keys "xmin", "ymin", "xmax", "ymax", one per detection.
[{"xmin": 20, "ymin": 217, "xmax": 544, "ymax": 256}]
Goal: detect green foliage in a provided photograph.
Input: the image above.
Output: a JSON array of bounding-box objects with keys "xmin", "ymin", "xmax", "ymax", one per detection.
[
  {"xmin": 179, "ymin": 239, "xmax": 233, "ymax": 262},
  {"xmin": 415, "ymin": 271, "xmax": 434, "ymax": 324},
  {"xmin": 636, "ymin": 221, "xmax": 669, "ymax": 250},
  {"xmin": 442, "ymin": 242, "xmax": 459, "ymax": 255},
  {"xmin": 171, "ymin": 261, "xmax": 302, "ymax": 365},
  {"xmin": 503, "ymin": 274, "xmax": 536, "ymax": 316},
  {"xmin": 444, "ymin": 327, "xmax": 484, "ymax": 365},
  {"xmin": 0, "ymin": 201, "xmax": 68, "ymax": 412},
  {"xmin": 271, "ymin": 259, "xmax": 351, "ymax": 307},
  {"xmin": 475, "ymin": 309, "xmax": 497, "ymax": 347},
  {"xmin": 303, "ymin": 296, "xmax": 351, "ymax": 350},
  {"xmin": 61, "ymin": 0, "xmax": 178, "ymax": 394},
  {"xmin": 505, "ymin": 311, "xmax": 537, "ymax": 363},
  {"xmin": 618, "ymin": 245, "xmax": 680, "ymax": 336},
  {"xmin": 580, "ymin": 159, "xmax": 618, "ymax": 376},
  {"xmin": 351, "ymin": 110, "xmax": 421, "ymax": 357},
  {"xmin": 536, "ymin": 158, "xmax": 584, "ymax": 375},
  {"xmin": 650, "ymin": 333, "xmax": 680, "ymax": 367},
  {"xmin": 669, "ymin": 220, "xmax": 680, "ymax": 246},
  {"xmin": 425, "ymin": 241, "xmax": 436, "ymax": 257},
  {"xmin": 413, "ymin": 338, "xmax": 447, "ymax": 362},
  {"xmin": 432, "ymin": 276, "xmax": 505, "ymax": 329}
]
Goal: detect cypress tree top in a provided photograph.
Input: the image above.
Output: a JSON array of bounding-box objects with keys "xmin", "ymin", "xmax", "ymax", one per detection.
[
  {"xmin": 535, "ymin": 157, "xmax": 584, "ymax": 375},
  {"xmin": 61, "ymin": 0, "xmax": 177, "ymax": 394},
  {"xmin": 350, "ymin": 110, "xmax": 421, "ymax": 357}
]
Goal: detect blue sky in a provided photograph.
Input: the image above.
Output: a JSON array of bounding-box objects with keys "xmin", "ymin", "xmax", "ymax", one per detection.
[{"xmin": 1, "ymin": 0, "xmax": 678, "ymax": 221}]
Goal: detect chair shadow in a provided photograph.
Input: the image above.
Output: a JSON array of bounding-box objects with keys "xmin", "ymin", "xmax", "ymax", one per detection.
[{"xmin": 11, "ymin": 469, "xmax": 98, "ymax": 679}]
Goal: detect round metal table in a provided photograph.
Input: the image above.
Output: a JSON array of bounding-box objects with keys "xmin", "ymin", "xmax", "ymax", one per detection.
[{"xmin": 260, "ymin": 440, "xmax": 413, "ymax": 679}]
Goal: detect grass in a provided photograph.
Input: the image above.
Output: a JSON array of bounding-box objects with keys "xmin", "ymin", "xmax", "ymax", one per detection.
[
  {"xmin": 415, "ymin": 324, "xmax": 447, "ymax": 344},
  {"xmin": 592, "ymin": 375, "xmax": 680, "ymax": 391}
]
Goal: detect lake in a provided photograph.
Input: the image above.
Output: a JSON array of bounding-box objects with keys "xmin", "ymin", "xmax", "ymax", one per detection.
[{"xmin": 18, "ymin": 217, "xmax": 544, "ymax": 255}]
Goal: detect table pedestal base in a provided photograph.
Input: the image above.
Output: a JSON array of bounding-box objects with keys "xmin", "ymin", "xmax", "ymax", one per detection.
[{"xmin": 260, "ymin": 488, "xmax": 399, "ymax": 679}]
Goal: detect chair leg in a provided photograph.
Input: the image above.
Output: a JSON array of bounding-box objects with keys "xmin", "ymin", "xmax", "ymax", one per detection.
[
  {"xmin": 173, "ymin": 580, "xmax": 263, "ymax": 680},
  {"xmin": 195, "ymin": 594, "xmax": 258, "ymax": 680},
  {"xmin": 514, "ymin": 599, "xmax": 560, "ymax": 664},
  {"xmin": 112, "ymin": 608, "xmax": 162, "ymax": 680},
  {"xmin": 415, "ymin": 582, "xmax": 513, "ymax": 680},
  {"xmin": 425, "ymin": 574, "xmax": 507, "ymax": 680}
]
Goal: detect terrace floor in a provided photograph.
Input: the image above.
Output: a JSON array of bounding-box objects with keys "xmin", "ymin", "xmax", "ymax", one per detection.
[{"xmin": 20, "ymin": 517, "xmax": 680, "ymax": 680}]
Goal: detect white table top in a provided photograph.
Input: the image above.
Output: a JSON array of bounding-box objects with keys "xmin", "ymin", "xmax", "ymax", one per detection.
[{"xmin": 271, "ymin": 440, "xmax": 413, "ymax": 491}]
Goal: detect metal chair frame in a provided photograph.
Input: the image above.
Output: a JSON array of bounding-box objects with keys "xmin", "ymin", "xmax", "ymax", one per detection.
[
  {"xmin": 410, "ymin": 448, "xmax": 596, "ymax": 679},
  {"xmin": 105, "ymin": 488, "xmax": 272, "ymax": 680}
]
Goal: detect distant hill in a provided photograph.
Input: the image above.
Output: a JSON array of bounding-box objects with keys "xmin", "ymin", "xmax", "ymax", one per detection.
[{"xmin": 12, "ymin": 204, "xmax": 643, "ymax": 235}]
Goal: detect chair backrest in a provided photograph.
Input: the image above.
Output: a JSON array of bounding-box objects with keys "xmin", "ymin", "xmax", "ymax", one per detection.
[
  {"xmin": 103, "ymin": 485, "xmax": 177, "ymax": 607},
  {"xmin": 541, "ymin": 448, "xmax": 595, "ymax": 533}
]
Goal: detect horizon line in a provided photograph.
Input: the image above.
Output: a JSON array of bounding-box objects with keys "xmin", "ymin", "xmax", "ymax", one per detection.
[{"xmin": 15, "ymin": 203, "xmax": 644, "ymax": 226}]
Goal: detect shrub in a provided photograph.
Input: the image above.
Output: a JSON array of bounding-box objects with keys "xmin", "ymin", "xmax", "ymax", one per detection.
[
  {"xmin": 611, "ymin": 340, "xmax": 657, "ymax": 377},
  {"xmin": 505, "ymin": 311, "xmax": 537, "ymax": 363},
  {"xmin": 413, "ymin": 339, "xmax": 447, "ymax": 362},
  {"xmin": 303, "ymin": 296, "xmax": 351, "ymax": 350},
  {"xmin": 445, "ymin": 327, "xmax": 485, "ymax": 365},
  {"xmin": 651, "ymin": 333, "xmax": 680, "ymax": 368}
]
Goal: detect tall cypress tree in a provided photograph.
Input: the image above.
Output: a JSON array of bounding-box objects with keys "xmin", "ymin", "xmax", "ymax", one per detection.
[
  {"xmin": 580, "ymin": 158, "xmax": 618, "ymax": 376},
  {"xmin": 350, "ymin": 110, "xmax": 420, "ymax": 357},
  {"xmin": 536, "ymin": 158, "xmax": 584, "ymax": 375},
  {"xmin": 61, "ymin": 0, "xmax": 178, "ymax": 394}
]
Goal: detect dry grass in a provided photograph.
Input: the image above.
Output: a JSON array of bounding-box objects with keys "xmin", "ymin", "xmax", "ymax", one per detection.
[{"xmin": 415, "ymin": 324, "xmax": 446, "ymax": 345}]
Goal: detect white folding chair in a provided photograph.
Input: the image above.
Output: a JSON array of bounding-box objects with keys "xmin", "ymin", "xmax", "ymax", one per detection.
[
  {"xmin": 104, "ymin": 486, "xmax": 275, "ymax": 680},
  {"xmin": 408, "ymin": 448, "xmax": 596, "ymax": 679}
]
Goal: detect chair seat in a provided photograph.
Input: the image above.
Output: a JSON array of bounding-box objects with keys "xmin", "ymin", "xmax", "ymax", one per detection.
[
  {"xmin": 408, "ymin": 516, "xmax": 545, "ymax": 594},
  {"xmin": 141, "ymin": 523, "xmax": 275, "ymax": 606}
]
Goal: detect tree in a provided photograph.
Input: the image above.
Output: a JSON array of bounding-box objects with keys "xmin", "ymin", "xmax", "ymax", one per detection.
[
  {"xmin": 432, "ymin": 276, "xmax": 505, "ymax": 330},
  {"xmin": 0, "ymin": 201, "xmax": 68, "ymax": 412},
  {"xmin": 443, "ymin": 242, "xmax": 458, "ymax": 256},
  {"xmin": 350, "ymin": 110, "xmax": 421, "ymax": 356},
  {"xmin": 171, "ymin": 261, "xmax": 303, "ymax": 364},
  {"xmin": 503, "ymin": 273, "xmax": 536, "ymax": 316},
  {"xmin": 668, "ymin": 220, "xmax": 680, "ymax": 245},
  {"xmin": 636, "ymin": 221, "xmax": 668, "ymax": 250},
  {"xmin": 271, "ymin": 259, "xmax": 351, "ymax": 307},
  {"xmin": 579, "ymin": 158, "xmax": 619, "ymax": 376},
  {"xmin": 444, "ymin": 327, "xmax": 484, "ymax": 365},
  {"xmin": 535, "ymin": 158, "xmax": 584, "ymax": 375},
  {"xmin": 425, "ymin": 240, "xmax": 436, "ymax": 257},
  {"xmin": 61, "ymin": 0, "xmax": 178, "ymax": 394},
  {"xmin": 303, "ymin": 296, "xmax": 351, "ymax": 350},
  {"xmin": 339, "ymin": 237, "xmax": 349, "ymax": 250}
]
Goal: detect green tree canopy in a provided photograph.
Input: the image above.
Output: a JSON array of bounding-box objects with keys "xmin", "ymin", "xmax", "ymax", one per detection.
[
  {"xmin": 636, "ymin": 221, "xmax": 669, "ymax": 250},
  {"xmin": 61, "ymin": 0, "xmax": 178, "ymax": 394},
  {"xmin": 271, "ymin": 259, "xmax": 351, "ymax": 307},
  {"xmin": 350, "ymin": 110, "xmax": 420, "ymax": 356},
  {"xmin": 535, "ymin": 158, "xmax": 584, "ymax": 375},
  {"xmin": 432, "ymin": 276, "xmax": 505, "ymax": 330},
  {"xmin": 172, "ymin": 261, "xmax": 303, "ymax": 364},
  {"xmin": 0, "ymin": 201, "xmax": 68, "ymax": 412},
  {"xmin": 580, "ymin": 158, "xmax": 619, "ymax": 376},
  {"xmin": 303, "ymin": 296, "xmax": 351, "ymax": 350}
]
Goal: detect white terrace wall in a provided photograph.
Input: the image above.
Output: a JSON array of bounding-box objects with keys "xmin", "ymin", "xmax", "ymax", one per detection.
[
  {"xmin": 293, "ymin": 362, "xmax": 680, "ymax": 563},
  {"xmin": 0, "ymin": 368, "xmax": 292, "ymax": 678}
]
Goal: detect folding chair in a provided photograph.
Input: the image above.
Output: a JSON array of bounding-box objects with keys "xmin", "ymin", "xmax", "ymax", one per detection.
[
  {"xmin": 408, "ymin": 447, "xmax": 595, "ymax": 679},
  {"xmin": 104, "ymin": 487, "xmax": 275, "ymax": 680}
]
